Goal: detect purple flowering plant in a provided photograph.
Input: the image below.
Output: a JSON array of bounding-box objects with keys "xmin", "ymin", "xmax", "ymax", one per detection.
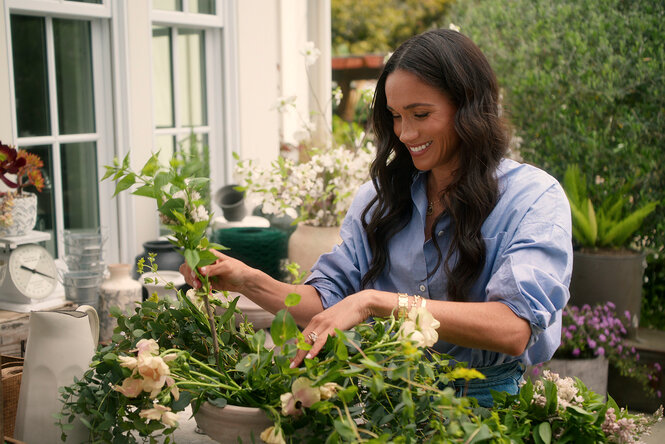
[{"xmin": 557, "ymin": 302, "xmax": 662, "ymax": 399}]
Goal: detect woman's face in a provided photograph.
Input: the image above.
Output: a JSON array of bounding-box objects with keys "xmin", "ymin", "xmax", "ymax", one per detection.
[{"xmin": 385, "ymin": 69, "xmax": 460, "ymax": 177}]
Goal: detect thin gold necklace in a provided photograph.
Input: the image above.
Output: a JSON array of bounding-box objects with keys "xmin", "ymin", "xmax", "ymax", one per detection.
[{"xmin": 427, "ymin": 201, "xmax": 434, "ymax": 216}]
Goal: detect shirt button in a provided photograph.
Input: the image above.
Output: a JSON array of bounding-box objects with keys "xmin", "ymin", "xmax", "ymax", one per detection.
[
  {"xmin": 437, "ymin": 230, "xmax": 444, "ymax": 237},
  {"xmin": 419, "ymin": 284, "xmax": 426, "ymax": 292}
]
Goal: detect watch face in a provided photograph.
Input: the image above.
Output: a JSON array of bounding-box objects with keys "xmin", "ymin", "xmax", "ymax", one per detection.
[{"xmin": 8, "ymin": 244, "xmax": 57, "ymax": 299}]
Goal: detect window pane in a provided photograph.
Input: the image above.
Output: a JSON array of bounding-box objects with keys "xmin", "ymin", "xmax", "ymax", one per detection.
[
  {"xmin": 54, "ymin": 19, "xmax": 96, "ymax": 135},
  {"xmin": 153, "ymin": 27, "xmax": 175, "ymax": 128},
  {"xmin": 61, "ymin": 142, "xmax": 100, "ymax": 230},
  {"xmin": 155, "ymin": 135, "xmax": 175, "ymax": 163},
  {"xmin": 11, "ymin": 15, "xmax": 51, "ymax": 137},
  {"xmin": 22, "ymin": 145, "xmax": 57, "ymax": 256},
  {"xmin": 188, "ymin": 0, "xmax": 215, "ymax": 14},
  {"xmin": 178, "ymin": 29, "xmax": 207, "ymax": 127},
  {"xmin": 154, "ymin": 0, "xmax": 182, "ymax": 11}
]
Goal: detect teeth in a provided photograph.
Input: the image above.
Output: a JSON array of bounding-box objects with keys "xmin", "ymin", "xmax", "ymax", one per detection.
[{"xmin": 409, "ymin": 141, "xmax": 432, "ymax": 153}]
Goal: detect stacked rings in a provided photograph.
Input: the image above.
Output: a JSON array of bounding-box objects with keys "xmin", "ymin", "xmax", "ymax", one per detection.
[{"xmin": 308, "ymin": 332, "xmax": 318, "ymax": 342}]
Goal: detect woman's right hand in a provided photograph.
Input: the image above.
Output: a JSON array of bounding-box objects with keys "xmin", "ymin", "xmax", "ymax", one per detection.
[{"xmin": 179, "ymin": 249, "xmax": 252, "ymax": 293}]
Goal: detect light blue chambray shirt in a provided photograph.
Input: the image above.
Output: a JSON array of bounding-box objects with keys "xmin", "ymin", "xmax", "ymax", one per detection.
[{"xmin": 305, "ymin": 158, "xmax": 573, "ymax": 368}]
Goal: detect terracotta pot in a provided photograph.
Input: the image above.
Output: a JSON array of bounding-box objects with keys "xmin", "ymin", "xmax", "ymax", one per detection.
[
  {"xmin": 0, "ymin": 193, "xmax": 37, "ymax": 237},
  {"xmin": 194, "ymin": 402, "xmax": 273, "ymax": 444},
  {"xmin": 539, "ymin": 356, "xmax": 609, "ymax": 398},
  {"xmin": 569, "ymin": 250, "xmax": 646, "ymax": 336},
  {"xmin": 287, "ymin": 223, "xmax": 341, "ymax": 276}
]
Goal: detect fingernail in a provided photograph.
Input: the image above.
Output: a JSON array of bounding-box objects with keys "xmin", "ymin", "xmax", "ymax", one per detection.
[
  {"xmin": 200, "ymin": 267, "xmax": 207, "ymax": 274},
  {"xmin": 289, "ymin": 361, "xmax": 296, "ymax": 369},
  {"xmin": 305, "ymin": 353, "xmax": 312, "ymax": 360}
]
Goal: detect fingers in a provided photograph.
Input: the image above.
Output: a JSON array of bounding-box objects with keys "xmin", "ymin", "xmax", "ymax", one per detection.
[
  {"xmin": 290, "ymin": 328, "xmax": 333, "ymax": 368},
  {"xmin": 179, "ymin": 263, "xmax": 201, "ymax": 289}
]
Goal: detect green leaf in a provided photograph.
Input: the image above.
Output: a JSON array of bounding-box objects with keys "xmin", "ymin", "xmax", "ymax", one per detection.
[
  {"xmin": 335, "ymin": 336, "xmax": 348, "ymax": 360},
  {"xmin": 208, "ymin": 397, "xmax": 227, "ymax": 408},
  {"xmin": 333, "ymin": 419, "xmax": 356, "ymax": 441},
  {"xmin": 132, "ymin": 184, "xmax": 156, "ymax": 198},
  {"xmin": 285, "ymin": 293, "xmax": 301, "ymax": 307},
  {"xmin": 602, "ymin": 201, "xmax": 657, "ymax": 247},
  {"xmin": 184, "ymin": 249, "xmax": 200, "ymax": 270},
  {"xmin": 337, "ymin": 385, "xmax": 358, "ymax": 403},
  {"xmin": 101, "ymin": 166, "xmax": 115, "ymax": 181},
  {"xmin": 158, "ymin": 197, "xmax": 185, "ymax": 217},
  {"xmin": 114, "ymin": 173, "xmax": 136, "ymax": 196},
  {"xmin": 140, "ymin": 154, "xmax": 160, "ymax": 177},
  {"xmin": 537, "ymin": 422, "xmax": 552, "ymax": 444},
  {"xmin": 270, "ymin": 309, "xmax": 298, "ymax": 346}
]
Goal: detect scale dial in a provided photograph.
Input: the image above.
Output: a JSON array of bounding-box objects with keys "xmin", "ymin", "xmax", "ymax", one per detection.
[{"xmin": 7, "ymin": 244, "xmax": 57, "ymax": 300}]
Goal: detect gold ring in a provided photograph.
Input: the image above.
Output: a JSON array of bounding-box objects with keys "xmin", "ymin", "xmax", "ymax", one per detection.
[{"xmin": 308, "ymin": 331, "xmax": 318, "ymax": 343}]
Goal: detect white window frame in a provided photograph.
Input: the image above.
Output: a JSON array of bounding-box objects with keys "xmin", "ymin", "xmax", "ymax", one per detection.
[
  {"xmin": 3, "ymin": 0, "xmax": 119, "ymax": 262},
  {"xmin": 150, "ymin": 0, "xmax": 239, "ymax": 205}
]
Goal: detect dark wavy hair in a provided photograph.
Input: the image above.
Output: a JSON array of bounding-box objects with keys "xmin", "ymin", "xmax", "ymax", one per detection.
[{"xmin": 361, "ymin": 29, "xmax": 509, "ymax": 302}]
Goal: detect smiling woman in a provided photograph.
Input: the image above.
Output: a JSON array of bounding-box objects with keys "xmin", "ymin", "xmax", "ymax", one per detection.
[{"xmin": 179, "ymin": 28, "xmax": 574, "ymax": 409}]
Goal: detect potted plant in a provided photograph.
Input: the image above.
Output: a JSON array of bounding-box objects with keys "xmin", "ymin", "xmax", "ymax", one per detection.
[
  {"xmin": 55, "ymin": 153, "xmax": 663, "ymax": 443},
  {"xmin": 234, "ymin": 144, "xmax": 374, "ymax": 274},
  {"xmin": 0, "ymin": 141, "xmax": 45, "ymax": 237},
  {"xmin": 531, "ymin": 302, "xmax": 661, "ymax": 400},
  {"xmin": 234, "ymin": 42, "xmax": 376, "ymax": 274},
  {"xmin": 562, "ymin": 164, "xmax": 658, "ymax": 330}
]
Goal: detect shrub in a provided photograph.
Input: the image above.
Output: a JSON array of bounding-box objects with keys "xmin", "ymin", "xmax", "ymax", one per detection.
[{"xmin": 450, "ymin": 0, "xmax": 665, "ymax": 252}]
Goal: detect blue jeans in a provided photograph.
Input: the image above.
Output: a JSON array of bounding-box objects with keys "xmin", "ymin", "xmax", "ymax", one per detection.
[{"xmin": 448, "ymin": 361, "xmax": 525, "ymax": 408}]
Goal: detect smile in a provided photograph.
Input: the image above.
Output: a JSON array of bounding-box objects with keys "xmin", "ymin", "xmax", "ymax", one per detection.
[{"xmin": 408, "ymin": 141, "xmax": 432, "ymax": 153}]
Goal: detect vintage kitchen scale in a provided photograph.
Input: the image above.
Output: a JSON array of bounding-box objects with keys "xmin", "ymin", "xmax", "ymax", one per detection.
[{"xmin": 0, "ymin": 230, "xmax": 66, "ymax": 312}]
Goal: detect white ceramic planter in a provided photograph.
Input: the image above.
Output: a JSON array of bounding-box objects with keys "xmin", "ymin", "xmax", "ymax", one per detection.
[
  {"xmin": 0, "ymin": 192, "xmax": 37, "ymax": 237},
  {"xmin": 287, "ymin": 223, "xmax": 341, "ymax": 276},
  {"xmin": 194, "ymin": 402, "xmax": 273, "ymax": 444},
  {"xmin": 99, "ymin": 263, "xmax": 142, "ymax": 343}
]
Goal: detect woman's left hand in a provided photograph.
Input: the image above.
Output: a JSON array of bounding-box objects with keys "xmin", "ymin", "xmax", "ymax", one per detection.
[{"xmin": 290, "ymin": 291, "xmax": 374, "ymax": 368}]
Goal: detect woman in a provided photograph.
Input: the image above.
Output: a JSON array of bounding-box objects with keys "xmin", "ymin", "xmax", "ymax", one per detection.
[{"xmin": 181, "ymin": 29, "xmax": 572, "ymax": 408}]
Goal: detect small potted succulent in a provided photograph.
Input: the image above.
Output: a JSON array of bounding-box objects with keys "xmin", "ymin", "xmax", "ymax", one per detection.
[
  {"xmin": 0, "ymin": 141, "xmax": 45, "ymax": 237},
  {"xmin": 562, "ymin": 163, "xmax": 658, "ymax": 330}
]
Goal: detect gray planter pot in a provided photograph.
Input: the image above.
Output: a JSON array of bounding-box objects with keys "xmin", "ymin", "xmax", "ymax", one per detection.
[
  {"xmin": 569, "ymin": 250, "xmax": 646, "ymax": 334},
  {"xmin": 532, "ymin": 356, "xmax": 609, "ymax": 398}
]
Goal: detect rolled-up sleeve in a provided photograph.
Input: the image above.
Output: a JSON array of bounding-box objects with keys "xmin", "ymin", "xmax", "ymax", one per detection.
[
  {"xmin": 486, "ymin": 184, "xmax": 573, "ymax": 359},
  {"xmin": 305, "ymin": 182, "xmax": 375, "ymax": 308}
]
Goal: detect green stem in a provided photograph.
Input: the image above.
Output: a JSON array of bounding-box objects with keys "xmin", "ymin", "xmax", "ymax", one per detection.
[{"xmin": 189, "ymin": 356, "xmax": 242, "ymax": 390}]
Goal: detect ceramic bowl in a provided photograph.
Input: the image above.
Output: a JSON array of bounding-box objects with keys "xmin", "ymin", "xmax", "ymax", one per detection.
[{"xmin": 139, "ymin": 271, "xmax": 186, "ymax": 300}]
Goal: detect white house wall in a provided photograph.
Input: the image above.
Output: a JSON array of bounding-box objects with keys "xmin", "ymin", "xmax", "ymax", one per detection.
[{"xmin": 0, "ymin": 0, "xmax": 331, "ymax": 264}]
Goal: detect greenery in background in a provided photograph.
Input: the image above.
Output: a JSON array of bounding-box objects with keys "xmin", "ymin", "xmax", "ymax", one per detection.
[
  {"xmin": 562, "ymin": 164, "xmax": 657, "ymax": 249},
  {"xmin": 451, "ymin": 0, "xmax": 665, "ymax": 253},
  {"xmin": 331, "ymin": 0, "xmax": 453, "ymax": 55},
  {"xmin": 174, "ymin": 133, "xmax": 211, "ymax": 213},
  {"xmin": 642, "ymin": 253, "xmax": 665, "ymax": 330},
  {"xmin": 451, "ymin": 0, "xmax": 665, "ymax": 330}
]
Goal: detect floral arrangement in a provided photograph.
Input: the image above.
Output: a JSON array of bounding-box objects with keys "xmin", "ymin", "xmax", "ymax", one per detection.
[
  {"xmin": 0, "ymin": 141, "xmax": 45, "ymax": 229},
  {"xmin": 235, "ymin": 144, "xmax": 374, "ymax": 227},
  {"xmin": 0, "ymin": 141, "xmax": 45, "ymax": 195},
  {"xmin": 56, "ymin": 154, "xmax": 662, "ymax": 443},
  {"xmin": 233, "ymin": 42, "xmax": 375, "ymax": 228},
  {"xmin": 554, "ymin": 302, "xmax": 662, "ymax": 399},
  {"xmin": 492, "ymin": 370, "xmax": 663, "ymax": 443}
]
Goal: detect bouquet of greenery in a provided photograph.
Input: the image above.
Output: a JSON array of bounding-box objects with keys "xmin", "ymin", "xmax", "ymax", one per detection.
[{"xmin": 56, "ymin": 154, "xmax": 662, "ymax": 443}]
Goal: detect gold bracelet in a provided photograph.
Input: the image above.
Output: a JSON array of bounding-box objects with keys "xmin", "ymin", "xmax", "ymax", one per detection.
[
  {"xmin": 421, "ymin": 297, "xmax": 427, "ymax": 309},
  {"xmin": 397, "ymin": 293, "xmax": 409, "ymax": 318},
  {"xmin": 412, "ymin": 295, "xmax": 421, "ymax": 310}
]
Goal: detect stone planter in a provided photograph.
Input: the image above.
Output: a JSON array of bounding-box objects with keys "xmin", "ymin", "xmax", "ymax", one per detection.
[
  {"xmin": 287, "ymin": 223, "xmax": 341, "ymax": 276},
  {"xmin": 194, "ymin": 402, "xmax": 272, "ymax": 444},
  {"xmin": 537, "ymin": 356, "xmax": 609, "ymax": 398},
  {"xmin": 569, "ymin": 249, "xmax": 646, "ymax": 336}
]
